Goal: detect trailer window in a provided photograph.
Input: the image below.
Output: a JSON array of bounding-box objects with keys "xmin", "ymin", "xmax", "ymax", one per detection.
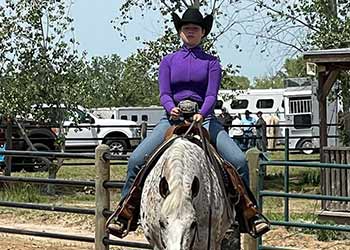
[
  {"xmin": 131, "ymin": 115, "xmax": 138, "ymax": 122},
  {"xmin": 141, "ymin": 115, "xmax": 148, "ymax": 121},
  {"xmin": 256, "ymin": 99, "xmax": 274, "ymax": 109},
  {"xmin": 289, "ymin": 96, "xmax": 311, "ymax": 114},
  {"xmin": 294, "ymin": 114, "xmax": 311, "ymax": 129},
  {"xmin": 231, "ymin": 99, "xmax": 248, "ymax": 109},
  {"xmin": 121, "ymin": 115, "xmax": 127, "ymax": 120}
]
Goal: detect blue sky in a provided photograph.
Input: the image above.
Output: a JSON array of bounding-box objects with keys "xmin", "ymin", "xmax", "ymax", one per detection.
[
  {"xmin": 0, "ymin": 0, "xmax": 286, "ymax": 80},
  {"xmin": 70, "ymin": 1, "xmax": 287, "ymax": 80}
]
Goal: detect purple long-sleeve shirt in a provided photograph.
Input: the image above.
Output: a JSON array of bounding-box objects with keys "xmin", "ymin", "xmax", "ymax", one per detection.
[{"xmin": 158, "ymin": 45, "xmax": 222, "ymax": 117}]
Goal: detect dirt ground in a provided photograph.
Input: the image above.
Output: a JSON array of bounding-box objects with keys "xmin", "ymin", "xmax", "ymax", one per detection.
[{"xmin": 0, "ymin": 212, "xmax": 349, "ymax": 250}]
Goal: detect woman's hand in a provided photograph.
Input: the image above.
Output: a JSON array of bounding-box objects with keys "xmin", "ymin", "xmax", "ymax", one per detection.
[
  {"xmin": 170, "ymin": 107, "xmax": 181, "ymax": 120},
  {"xmin": 193, "ymin": 113, "xmax": 203, "ymax": 123}
]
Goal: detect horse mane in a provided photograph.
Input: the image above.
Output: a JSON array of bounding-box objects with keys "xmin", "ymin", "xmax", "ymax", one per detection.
[{"xmin": 160, "ymin": 139, "xmax": 196, "ymax": 217}]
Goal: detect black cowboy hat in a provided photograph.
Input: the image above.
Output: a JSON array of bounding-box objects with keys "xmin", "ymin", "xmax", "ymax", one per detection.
[{"xmin": 172, "ymin": 8, "xmax": 213, "ymax": 37}]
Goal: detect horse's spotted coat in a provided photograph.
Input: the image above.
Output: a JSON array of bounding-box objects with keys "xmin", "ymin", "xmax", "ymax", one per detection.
[{"xmin": 140, "ymin": 138, "xmax": 235, "ymax": 250}]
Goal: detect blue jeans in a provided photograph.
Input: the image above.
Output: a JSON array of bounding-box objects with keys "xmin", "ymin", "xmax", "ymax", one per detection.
[{"xmin": 121, "ymin": 115, "xmax": 249, "ymax": 198}]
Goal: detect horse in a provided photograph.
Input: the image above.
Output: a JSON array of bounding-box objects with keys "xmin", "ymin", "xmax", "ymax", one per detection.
[
  {"xmin": 140, "ymin": 137, "xmax": 236, "ymax": 250},
  {"xmin": 265, "ymin": 114, "xmax": 279, "ymax": 150}
]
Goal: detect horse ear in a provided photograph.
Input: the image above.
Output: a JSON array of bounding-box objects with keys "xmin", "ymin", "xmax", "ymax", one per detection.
[
  {"xmin": 159, "ymin": 177, "xmax": 170, "ymax": 199},
  {"xmin": 191, "ymin": 176, "xmax": 200, "ymax": 199}
]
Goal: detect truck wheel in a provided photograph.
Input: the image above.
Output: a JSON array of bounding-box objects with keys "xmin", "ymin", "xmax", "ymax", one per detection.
[
  {"xmin": 105, "ymin": 140, "xmax": 127, "ymax": 156},
  {"xmin": 298, "ymin": 139, "xmax": 314, "ymax": 155},
  {"xmin": 24, "ymin": 143, "xmax": 51, "ymax": 172}
]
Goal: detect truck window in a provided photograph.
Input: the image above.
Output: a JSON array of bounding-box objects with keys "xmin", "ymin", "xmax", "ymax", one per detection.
[
  {"xmin": 256, "ymin": 99, "xmax": 274, "ymax": 109},
  {"xmin": 121, "ymin": 115, "xmax": 127, "ymax": 120},
  {"xmin": 230, "ymin": 99, "xmax": 248, "ymax": 109},
  {"xmin": 294, "ymin": 114, "xmax": 311, "ymax": 129},
  {"xmin": 131, "ymin": 115, "xmax": 138, "ymax": 122},
  {"xmin": 141, "ymin": 115, "xmax": 148, "ymax": 121}
]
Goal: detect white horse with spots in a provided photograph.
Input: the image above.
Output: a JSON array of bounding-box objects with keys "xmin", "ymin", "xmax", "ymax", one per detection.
[{"xmin": 140, "ymin": 138, "xmax": 235, "ymax": 250}]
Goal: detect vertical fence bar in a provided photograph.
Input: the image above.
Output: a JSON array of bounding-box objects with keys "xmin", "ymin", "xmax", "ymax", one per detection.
[
  {"xmin": 95, "ymin": 144, "xmax": 110, "ymax": 250},
  {"xmin": 243, "ymin": 147, "xmax": 260, "ymax": 250},
  {"xmin": 4, "ymin": 119, "xmax": 13, "ymax": 176},
  {"xmin": 284, "ymin": 128, "xmax": 290, "ymax": 222},
  {"xmin": 257, "ymin": 156, "xmax": 266, "ymax": 249}
]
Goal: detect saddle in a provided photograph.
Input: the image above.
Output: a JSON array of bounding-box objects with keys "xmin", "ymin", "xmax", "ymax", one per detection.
[{"xmin": 106, "ymin": 123, "xmax": 270, "ymax": 238}]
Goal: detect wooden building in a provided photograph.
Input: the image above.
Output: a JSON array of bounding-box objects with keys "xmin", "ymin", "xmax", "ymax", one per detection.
[{"xmin": 304, "ymin": 49, "xmax": 350, "ymax": 222}]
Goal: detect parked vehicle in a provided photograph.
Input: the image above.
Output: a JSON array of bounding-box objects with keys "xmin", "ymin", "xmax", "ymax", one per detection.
[
  {"xmin": 0, "ymin": 105, "xmax": 141, "ymax": 172},
  {"xmin": 0, "ymin": 118, "xmax": 57, "ymax": 172},
  {"xmin": 217, "ymin": 78, "xmax": 341, "ymax": 153},
  {"xmin": 48, "ymin": 105, "xmax": 141, "ymax": 155},
  {"xmin": 91, "ymin": 106, "xmax": 165, "ymax": 125},
  {"xmin": 282, "ymin": 79, "xmax": 340, "ymax": 154},
  {"xmin": 217, "ymin": 88, "xmax": 285, "ymax": 120}
]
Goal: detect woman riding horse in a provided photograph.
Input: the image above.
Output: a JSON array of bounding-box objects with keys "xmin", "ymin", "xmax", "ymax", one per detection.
[{"xmin": 108, "ymin": 7, "xmax": 269, "ymax": 238}]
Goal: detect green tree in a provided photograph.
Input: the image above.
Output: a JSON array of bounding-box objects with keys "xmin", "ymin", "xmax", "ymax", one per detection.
[
  {"xmin": 82, "ymin": 55, "xmax": 124, "ymax": 108},
  {"xmin": 82, "ymin": 53, "xmax": 159, "ymax": 108},
  {"xmin": 253, "ymin": 75, "xmax": 284, "ymax": 89},
  {"xmin": 0, "ymin": 0, "xmax": 88, "ymax": 180},
  {"xmin": 283, "ymin": 57, "xmax": 307, "ymax": 78},
  {"xmin": 253, "ymin": 0, "xmax": 350, "ymax": 104},
  {"xmin": 221, "ymin": 73, "xmax": 250, "ymax": 90},
  {"xmin": 252, "ymin": 0, "xmax": 350, "ymax": 52},
  {"xmin": 0, "ymin": 0, "xmax": 88, "ymax": 119}
]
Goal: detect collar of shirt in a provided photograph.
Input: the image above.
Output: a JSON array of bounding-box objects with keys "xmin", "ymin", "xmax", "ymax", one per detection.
[{"xmin": 180, "ymin": 44, "xmax": 203, "ymax": 59}]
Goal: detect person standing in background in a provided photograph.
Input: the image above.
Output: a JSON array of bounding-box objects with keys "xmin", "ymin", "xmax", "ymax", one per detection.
[
  {"xmin": 255, "ymin": 111, "xmax": 267, "ymax": 152},
  {"xmin": 241, "ymin": 110, "xmax": 256, "ymax": 150},
  {"xmin": 218, "ymin": 107, "xmax": 233, "ymax": 133},
  {"xmin": 230, "ymin": 113, "xmax": 243, "ymax": 149}
]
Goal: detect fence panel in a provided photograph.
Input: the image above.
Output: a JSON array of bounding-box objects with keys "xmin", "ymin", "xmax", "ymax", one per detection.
[{"xmin": 322, "ymin": 147, "xmax": 350, "ymax": 211}]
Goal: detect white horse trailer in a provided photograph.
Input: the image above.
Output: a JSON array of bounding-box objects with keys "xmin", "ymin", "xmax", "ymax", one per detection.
[
  {"xmin": 217, "ymin": 89, "xmax": 285, "ymax": 120},
  {"xmin": 217, "ymin": 80, "xmax": 341, "ymax": 153},
  {"xmin": 282, "ymin": 81, "xmax": 340, "ymax": 154},
  {"xmin": 91, "ymin": 106, "xmax": 165, "ymax": 125}
]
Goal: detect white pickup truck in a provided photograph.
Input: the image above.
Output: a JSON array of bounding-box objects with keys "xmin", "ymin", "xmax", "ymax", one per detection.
[{"xmin": 57, "ymin": 106, "xmax": 141, "ymax": 155}]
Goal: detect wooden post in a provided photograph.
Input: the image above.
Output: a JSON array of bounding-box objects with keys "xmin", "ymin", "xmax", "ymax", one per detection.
[
  {"xmin": 318, "ymin": 72, "xmax": 327, "ymax": 162},
  {"xmin": 95, "ymin": 144, "xmax": 110, "ymax": 250},
  {"xmin": 243, "ymin": 147, "xmax": 260, "ymax": 250}
]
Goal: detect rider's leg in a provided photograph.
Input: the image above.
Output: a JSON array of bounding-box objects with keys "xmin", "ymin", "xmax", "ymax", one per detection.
[
  {"xmin": 203, "ymin": 116, "xmax": 270, "ymax": 237},
  {"xmin": 121, "ymin": 116, "xmax": 173, "ymax": 199},
  {"xmin": 203, "ymin": 116, "xmax": 249, "ymax": 186},
  {"xmin": 107, "ymin": 116, "xmax": 174, "ymax": 238}
]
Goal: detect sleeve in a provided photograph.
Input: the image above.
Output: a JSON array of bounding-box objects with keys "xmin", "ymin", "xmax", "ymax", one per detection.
[
  {"xmin": 158, "ymin": 56, "xmax": 176, "ymax": 114},
  {"xmin": 200, "ymin": 58, "xmax": 222, "ymax": 117}
]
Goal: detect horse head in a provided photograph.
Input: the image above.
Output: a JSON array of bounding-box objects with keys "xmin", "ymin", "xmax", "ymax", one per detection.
[{"xmin": 157, "ymin": 176, "xmax": 200, "ymax": 250}]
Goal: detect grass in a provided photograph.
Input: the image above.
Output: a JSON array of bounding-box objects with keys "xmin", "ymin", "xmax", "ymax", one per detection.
[
  {"xmin": 1, "ymin": 159, "xmax": 127, "ymax": 205},
  {"xmin": 1, "ymin": 151, "xmax": 322, "ymax": 204},
  {"xmin": 263, "ymin": 150, "xmax": 321, "ymax": 192}
]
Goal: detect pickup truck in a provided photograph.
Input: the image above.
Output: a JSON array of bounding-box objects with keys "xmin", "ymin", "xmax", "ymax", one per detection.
[
  {"xmin": 60, "ymin": 106, "xmax": 140, "ymax": 154},
  {"xmin": 0, "ymin": 106, "xmax": 141, "ymax": 171}
]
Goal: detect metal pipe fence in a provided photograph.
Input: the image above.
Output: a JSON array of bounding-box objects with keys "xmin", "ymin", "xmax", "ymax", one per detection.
[
  {"xmin": 0, "ymin": 148, "xmax": 151, "ymax": 249},
  {"xmin": 257, "ymin": 128, "xmax": 350, "ymax": 250},
  {"xmin": 1, "ymin": 128, "xmax": 349, "ymax": 249}
]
